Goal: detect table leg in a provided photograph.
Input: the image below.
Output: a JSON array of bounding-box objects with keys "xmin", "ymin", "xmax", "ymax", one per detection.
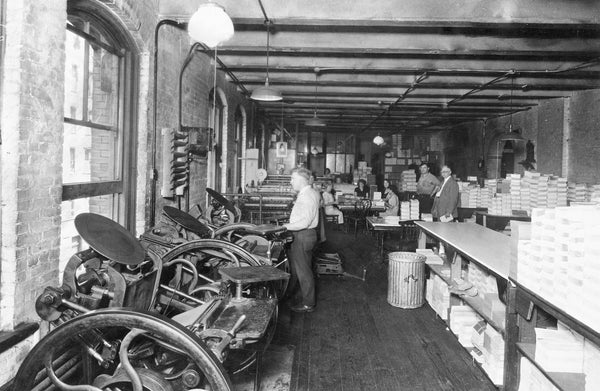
[{"xmin": 418, "ymin": 230, "xmax": 426, "ymax": 249}]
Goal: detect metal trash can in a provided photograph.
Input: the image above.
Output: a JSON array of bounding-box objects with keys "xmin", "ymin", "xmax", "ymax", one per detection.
[{"xmin": 387, "ymin": 252, "xmax": 426, "ymax": 308}]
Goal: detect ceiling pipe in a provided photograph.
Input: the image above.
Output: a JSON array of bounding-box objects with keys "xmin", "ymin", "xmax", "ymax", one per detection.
[{"xmin": 359, "ymin": 72, "xmax": 428, "ymax": 133}]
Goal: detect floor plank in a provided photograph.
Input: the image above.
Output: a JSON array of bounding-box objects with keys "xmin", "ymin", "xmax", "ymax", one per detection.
[{"xmin": 274, "ymin": 228, "xmax": 497, "ymax": 391}]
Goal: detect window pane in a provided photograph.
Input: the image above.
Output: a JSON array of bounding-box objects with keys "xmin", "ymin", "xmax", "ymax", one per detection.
[
  {"xmin": 64, "ymin": 30, "xmax": 85, "ymax": 120},
  {"xmin": 88, "ymin": 48, "xmax": 119, "ymax": 126},
  {"xmin": 63, "ymin": 123, "xmax": 120, "ymax": 184},
  {"xmin": 59, "ymin": 194, "xmax": 119, "ymax": 277},
  {"xmin": 326, "ymin": 154, "xmax": 336, "ymax": 173}
]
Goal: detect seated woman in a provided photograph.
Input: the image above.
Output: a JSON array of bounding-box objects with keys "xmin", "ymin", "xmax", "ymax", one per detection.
[
  {"xmin": 322, "ymin": 183, "xmax": 344, "ymax": 224},
  {"xmin": 380, "ymin": 179, "xmax": 399, "ymax": 217},
  {"xmin": 354, "ymin": 179, "xmax": 369, "ymax": 199}
]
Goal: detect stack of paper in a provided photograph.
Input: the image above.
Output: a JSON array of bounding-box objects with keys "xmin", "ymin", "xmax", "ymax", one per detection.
[
  {"xmin": 427, "ymin": 275, "xmax": 450, "ymax": 319},
  {"xmin": 409, "ymin": 199, "xmax": 420, "ymax": 219},
  {"xmin": 518, "ymin": 358, "xmax": 560, "ymax": 391},
  {"xmin": 557, "ymin": 177, "xmax": 568, "ymax": 206},
  {"xmin": 535, "ymin": 327, "xmax": 584, "ymax": 373},
  {"xmin": 509, "ymin": 174, "xmax": 521, "ymax": 210},
  {"xmin": 584, "ymin": 336, "xmax": 600, "ymax": 391},
  {"xmin": 568, "ymin": 182, "xmax": 587, "ymax": 203},
  {"xmin": 416, "ymin": 248, "xmax": 444, "ymax": 265},
  {"xmin": 589, "ymin": 184, "xmax": 600, "ymax": 204},
  {"xmin": 449, "ymin": 306, "xmax": 482, "ymax": 348},
  {"xmin": 482, "ymin": 326, "xmax": 505, "ymax": 385},
  {"xmin": 400, "ymin": 170, "xmax": 417, "ymax": 192},
  {"xmin": 400, "ymin": 201, "xmax": 411, "ymax": 220}
]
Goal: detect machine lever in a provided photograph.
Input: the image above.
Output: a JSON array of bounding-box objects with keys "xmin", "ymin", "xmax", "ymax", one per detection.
[{"xmin": 229, "ymin": 315, "xmax": 246, "ymax": 337}]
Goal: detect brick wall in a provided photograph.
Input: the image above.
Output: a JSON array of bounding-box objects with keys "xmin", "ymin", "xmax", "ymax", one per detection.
[
  {"xmin": 568, "ymin": 89, "xmax": 600, "ymax": 183},
  {"xmin": 1, "ymin": 0, "xmax": 66, "ymax": 328},
  {"xmin": 443, "ymin": 89, "xmax": 599, "ymax": 184},
  {"xmin": 536, "ymin": 98, "xmax": 564, "ymax": 176}
]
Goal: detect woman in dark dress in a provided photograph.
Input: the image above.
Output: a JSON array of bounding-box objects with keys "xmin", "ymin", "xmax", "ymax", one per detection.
[{"xmin": 354, "ymin": 179, "xmax": 369, "ymax": 198}]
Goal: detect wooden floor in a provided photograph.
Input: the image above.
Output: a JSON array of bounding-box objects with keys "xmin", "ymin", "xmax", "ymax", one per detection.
[{"xmin": 271, "ymin": 227, "xmax": 497, "ymax": 391}]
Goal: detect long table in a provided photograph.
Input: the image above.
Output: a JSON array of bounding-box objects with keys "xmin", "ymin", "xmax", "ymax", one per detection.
[
  {"xmin": 416, "ymin": 221, "xmax": 510, "ymax": 279},
  {"xmin": 367, "ymin": 216, "xmax": 416, "ymax": 255}
]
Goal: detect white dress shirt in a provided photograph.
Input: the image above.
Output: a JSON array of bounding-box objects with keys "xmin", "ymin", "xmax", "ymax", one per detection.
[
  {"xmin": 285, "ymin": 185, "xmax": 320, "ymax": 231},
  {"xmin": 436, "ymin": 176, "xmax": 450, "ymax": 197}
]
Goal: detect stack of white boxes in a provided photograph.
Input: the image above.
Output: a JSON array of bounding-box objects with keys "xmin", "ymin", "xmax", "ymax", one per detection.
[
  {"xmin": 482, "ymin": 326, "xmax": 505, "ymax": 385},
  {"xmin": 517, "ymin": 204, "xmax": 600, "ymax": 331},
  {"xmin": 467, "ymin": 263, "xmax": 505, "ymax": 324},
  {"xmin": 426, "ymin": 274, "xmax": 450, "ymax": 320},
  {"xmin": 449, "ymin": 306, "xmax": 482, "ymax": 348},
  {"xmin": 588, "ymin": 184, "xmax": 600, "ymax": 203},
  {"xmin": 509, "ymin": 174, "xmax": 522, "ymax": 210},
  {"xmin": 410, "ymin": 199, "xmax": 420, "ymax": 219},
  {"xmin": 400, "ymin": 201, "xmax": 411, "ymax": 220},
  {"xmin": 518, "ymin": 358, "xmax": 560, "ymax": 391},
  {"xmin": 400, "ymin": 170, "xmax": 417, "ymax": 192},
  {"xmin": 568, "ymin": 183, "xmax": 587, "ymax": 203},
  {"xmin": 535, "ymin": 326, "xmax": 584, "ymax": 374}
]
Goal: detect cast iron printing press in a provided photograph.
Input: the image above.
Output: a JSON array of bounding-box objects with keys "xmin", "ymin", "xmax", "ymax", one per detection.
[{"xmin": 13, "ymin": 205, "xmax": 292, "ymax": 391}]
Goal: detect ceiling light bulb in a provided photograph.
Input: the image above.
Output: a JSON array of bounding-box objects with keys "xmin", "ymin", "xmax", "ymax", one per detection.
[
  {"xmin": 373, "ymin": 135, "xmax": 385, "ymax": 145},
  {"xmin": 188, "ymin": 3, "xmax": 234, "ymax": 48}
]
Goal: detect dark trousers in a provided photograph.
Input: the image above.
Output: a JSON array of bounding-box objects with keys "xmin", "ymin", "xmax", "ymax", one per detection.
[
  {"xmin": 288, "ymin": 229, "xmax": 317, "ymax": 307},
  {"xmin": 417, "ymin": 194, "xmax": 434, "ymax": 214}
]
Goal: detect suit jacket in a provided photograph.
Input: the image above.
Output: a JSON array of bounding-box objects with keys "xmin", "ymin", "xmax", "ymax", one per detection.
[{"xmin": 431, "ymin": 177, "xmax": 459, "ymax": 219}]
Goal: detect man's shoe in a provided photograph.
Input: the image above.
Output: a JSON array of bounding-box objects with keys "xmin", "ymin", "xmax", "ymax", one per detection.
[{"xmin": 290, "ymin": 304, "xmax": 315, "ymax": 313}]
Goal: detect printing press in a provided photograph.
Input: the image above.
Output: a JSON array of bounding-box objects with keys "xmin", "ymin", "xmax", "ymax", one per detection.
[{"xmin": 12, "ymin": 212, "xmax": 290, "ymax": 391}]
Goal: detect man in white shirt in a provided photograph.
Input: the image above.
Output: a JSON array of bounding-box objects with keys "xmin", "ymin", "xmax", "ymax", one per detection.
[{"xmin": 284, "ymin": 167, "xmax": 321, "ymax": 312}]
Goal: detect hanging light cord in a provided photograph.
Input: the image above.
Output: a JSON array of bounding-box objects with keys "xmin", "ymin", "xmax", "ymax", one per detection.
[
  {"xmin": 265, "ymin": 21, "xmax": 271, "ymax": 85},
  {"xmin": 509, "ymin": 75, "xmax": 514, "ymax": 131},
  {"xmin": 313, "ymin": 73, "xmax": 318, "ymax": 116},
  {"xmin": 212, "ymin": 46, "xmax": 218, "ymax": 148}
]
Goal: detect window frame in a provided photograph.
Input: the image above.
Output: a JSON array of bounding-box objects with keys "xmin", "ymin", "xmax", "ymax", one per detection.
[{"xmin": 62, "ymin": 0, "xmax": 138, "ymax": 230}]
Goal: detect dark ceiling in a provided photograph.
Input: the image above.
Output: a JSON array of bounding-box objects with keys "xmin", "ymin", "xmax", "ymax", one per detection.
[{"xmin": 160, "ymin": 0, "xmax": 600, "ymax": 136}]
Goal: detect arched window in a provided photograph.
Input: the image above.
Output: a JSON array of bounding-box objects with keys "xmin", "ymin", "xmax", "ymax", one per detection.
[{"xmin": 60, "ymin": 0, "xmax": 138, "ymax": 272}]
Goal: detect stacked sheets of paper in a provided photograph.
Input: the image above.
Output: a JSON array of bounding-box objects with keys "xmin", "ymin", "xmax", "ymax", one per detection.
[
  {"xmin": 535, "ymin": 327, "xmax": 584, "ymax": 373},
  {"xmin": 416, "ymin": 248, "xmax": 444, "ymax": 265},
  {"xmin": 400, "ymin": 170, "xmax": 417, "ymax": 192},
  {"xmin": 409, "ymin": 199, "xmax": 420, "ymax": 219},
  {"xmin": 449, "ymin": 306, "xmax": 482, "ymax": 348},
  {"xmin": 426, "ymin": 274, "xmax": 450, "ymax": 320},
  {"xmin": 400, "ymin": 201, "xmax": 411, "ymax": 220},
  {"xmin": 518, "ymin": 358, "xmax": 560, "ymax": 391}
]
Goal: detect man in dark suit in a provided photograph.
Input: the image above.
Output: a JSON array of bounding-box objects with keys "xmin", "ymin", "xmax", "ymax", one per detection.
[{"xmin": 431, "ymin": 165, "xmax": 459, "ymax": 222}]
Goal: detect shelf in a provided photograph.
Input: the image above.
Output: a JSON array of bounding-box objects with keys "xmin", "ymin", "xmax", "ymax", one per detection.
[
  {"xmin": 513, "ymin": 280, "xmax": 600, "ymax": 348},
  {"xmin": 516, "ymin": 342, "xmax": 586, "ymax": 391},
  {"xmin": 427, "ymin": 264, "xmax": 506, "ymax": 336}
]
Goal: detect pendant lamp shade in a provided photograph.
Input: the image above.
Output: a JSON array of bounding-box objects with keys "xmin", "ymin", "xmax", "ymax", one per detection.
[
  {"xmin": 251, "ymin": 81, "xmax": 282, "ymax": 101},
  {"xmin": 187, "ymin": 3, "xmax": 234, "ymax": 48},
  {"xmin": 373, "ymin": 135, "xmax": 385, "ymax": 145},
  {"xmin": 305, "ymin": 114, "xmax": 326, "ymax": 127},
  {"xmin": 251, "ymin": 21, "xmax": 282, "ymax": 101},
  {"xmin": 498, "ymin": 127, "xmax": 525, "ymax": 142}
]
